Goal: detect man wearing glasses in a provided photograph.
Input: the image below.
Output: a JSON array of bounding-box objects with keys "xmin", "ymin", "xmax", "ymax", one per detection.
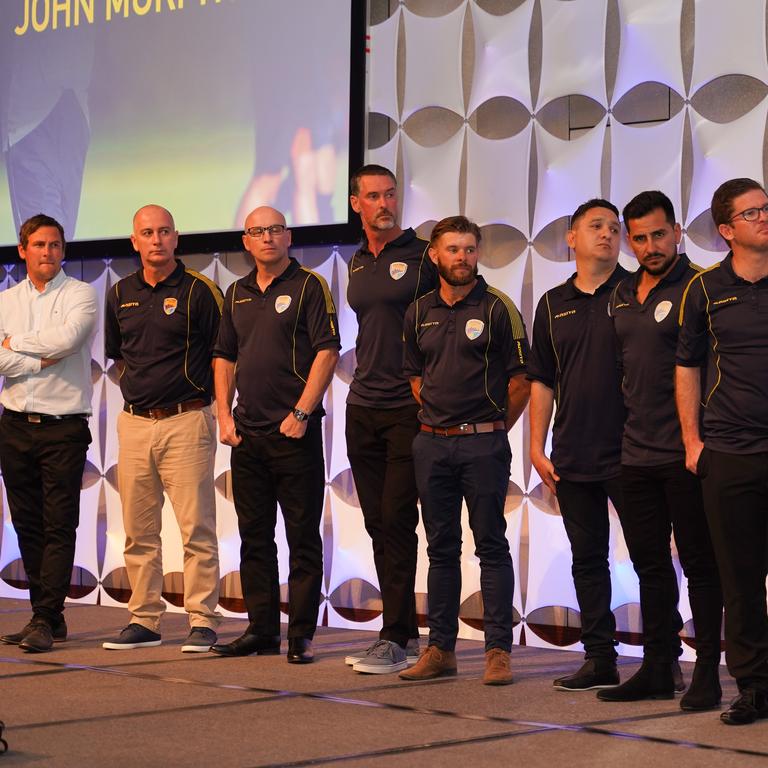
[
  {"xmin": 211, "ymin": 207, "xmax": 340, "ymax": 664},
  {"xmin": 103, "ymin": 205, "xmax": 223, "ymax": 652},
  {"xmin": 677, "ymin": 178, "xmax": 768, "ymax": 726}
]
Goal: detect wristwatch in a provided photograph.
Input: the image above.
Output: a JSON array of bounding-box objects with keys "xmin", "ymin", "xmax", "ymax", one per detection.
[{"xmin": 292, "ymin": 408, "xmax": 308, "ymax": 422}]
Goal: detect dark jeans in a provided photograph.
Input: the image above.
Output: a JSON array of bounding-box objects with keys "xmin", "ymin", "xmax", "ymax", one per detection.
[
  {"xmin": 346, "ymin": 403, "xmax": 419, "ymax": 647},
  {"xmin": 230, "ymin": 422, "xmax": 324, "ymax": 639},
  {"xmin": 413, "ymin": 430, "xmax": 513, "ymax": 652},
  {"xmin": 555, "ymin": 476, "xmax": 623, "ymax": 660},
  {"xmin": 0, "ymin": 415, "xmax": 91, "ymax": 624},
  {"xmin": 620, "ymin": 462, "xmax": 722, "ymax": 663},
  {"xmin": 699, "ymin": 448, "xmax": 768, "ymax": 690}
]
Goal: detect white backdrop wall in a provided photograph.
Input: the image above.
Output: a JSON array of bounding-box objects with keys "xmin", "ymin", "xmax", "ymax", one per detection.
[{"xmin": 3, "ymin": 0, "xmax": 766, "ymax": 660}]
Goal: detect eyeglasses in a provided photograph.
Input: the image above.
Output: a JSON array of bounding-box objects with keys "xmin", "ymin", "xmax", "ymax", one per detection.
[
  {"xmin": 244, "ymin": 224, "xmax": 287, "ymax": 238},
  {"xmin": 729, "ymin": 203, "xmax": 768, "ymax": 223}
]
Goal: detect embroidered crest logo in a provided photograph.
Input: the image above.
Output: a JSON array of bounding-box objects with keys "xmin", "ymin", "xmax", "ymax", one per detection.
[
  {"xmin": 275, "ymin": 295, "xmax": 292, "ymax": 314},
  {"xmin": 390, "ymin": 262, "xmax": 407, "ymax": 280},
  {"xmin": 654, "ymin": 300, "xmax": 673, "ymax": 323},
  {"xmin": 163, "ymin": 298, "xmax": 177, "ymax": 315},
  {"xmin": 465, "ymin": 319, "xmax": 485, "ymax": 340}
]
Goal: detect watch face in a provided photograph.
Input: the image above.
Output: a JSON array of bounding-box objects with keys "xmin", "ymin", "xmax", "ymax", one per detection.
[{"xmin": 293, "ymin": 409, "xmax": 308, "ymax": 421}]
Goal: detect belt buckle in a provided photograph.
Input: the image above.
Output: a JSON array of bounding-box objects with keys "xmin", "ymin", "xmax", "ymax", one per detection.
[
  {"xmin": 27, "ymin": 414, "xmax": 41, "ymax": 424},
  {"xmin": 457, "ymin": 423, "xmax": 472, "ymax": 434}
]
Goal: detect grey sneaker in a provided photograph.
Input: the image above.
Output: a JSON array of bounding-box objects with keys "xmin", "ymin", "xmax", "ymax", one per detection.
[
  {"xmin": 352, "ymin": 640, "xmax": 408, "ymax": 674},
  {"xmin": 345, "ymin": 637, "xmax": 420, "ymax": 666},
  {"xmin": 344, "ymin": 641, "xmax": 378, "ymax": 666},
  {"xmin": 182, "ymin": 627, "xmax": 217, "ymax": 653},
  {"xmin": 103, "ymin": 623, "xmax": 161, "ymax": 650}
]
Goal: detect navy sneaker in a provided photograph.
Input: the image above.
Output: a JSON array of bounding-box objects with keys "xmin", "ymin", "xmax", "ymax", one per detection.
[{"xmin": 103, "ymin": 623, "xmax": 161, "ymax": 650}]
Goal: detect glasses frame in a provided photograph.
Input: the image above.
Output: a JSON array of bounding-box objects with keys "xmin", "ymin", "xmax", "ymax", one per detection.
[
  {"xmin": 244, "ymin": 224, "xmax": 288, "ymax": 238},
  {"xmin": 728, "ymin": 203, "xmax": 768, "ymax": 224}
]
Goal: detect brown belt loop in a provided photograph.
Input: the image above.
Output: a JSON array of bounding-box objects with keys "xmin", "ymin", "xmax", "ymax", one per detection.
[{"xmin": 420, "ymin": 421, "xmax": 505, "ymax": 437}]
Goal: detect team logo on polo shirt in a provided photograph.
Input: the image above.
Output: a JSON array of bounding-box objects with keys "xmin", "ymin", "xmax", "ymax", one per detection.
[
  {"xmin": 163, "ymin": 298, "xmax": 178, "ymax": 315},
  {"xmin": 465, "ymin": 319, "xmax": 485, "ymax": 340},
  {"xmin": 390, "ymin": 262, "xmax": 408, "ymax": 280},
  {"xmin": 654, "ymin": 300, "xmax": 673, "ymax": 323},
  {"xmin": 275, "ymin": 295, "xmax": 292, "ymax": 313}
]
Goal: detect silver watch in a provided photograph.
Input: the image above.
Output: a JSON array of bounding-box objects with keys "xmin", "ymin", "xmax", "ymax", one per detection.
[{"xmin": 293, "ymin": 408, "xmax": 308, "ymax": 422}]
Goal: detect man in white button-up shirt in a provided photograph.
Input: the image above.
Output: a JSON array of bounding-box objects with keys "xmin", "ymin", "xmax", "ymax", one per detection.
[{"xmin": 0, "ymin": 214, "xmax": 97, "ymax": 653}]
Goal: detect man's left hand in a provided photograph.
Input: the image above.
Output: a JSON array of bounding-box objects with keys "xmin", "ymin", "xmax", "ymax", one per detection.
[{"xmin": 279, "ymin": 412, "xmax": 307, "ymax": 439}]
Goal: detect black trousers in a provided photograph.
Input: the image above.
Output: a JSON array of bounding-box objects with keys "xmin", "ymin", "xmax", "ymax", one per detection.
[
  {"xmin": 620, "ymin": 462, "xmax": 722, "ymax": 663},
  {"xmin": 413, "ymin": 431, "xmax": 514, "ymax": 652},
  {"xmin": 555, "ymin": 476, "xmax": 623, "ymax": 659},
  {"xmin": 345, "ymin": 403, "xmax": 419, "ymax": 647},
  {"xmin": 0, "ymin": 415, "xmax": 91, "ymax": 624},
  {"xmin": 230, "ymin": 422, "xmax": 324, "ymax": 639},
  {"xmin": 700, "ymin": 448, "xmax": 768, "ymax": 690}
]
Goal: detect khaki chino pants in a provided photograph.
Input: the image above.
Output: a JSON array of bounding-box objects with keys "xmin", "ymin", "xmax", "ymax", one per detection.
[{"xmin": 117, "ymin": 408, "xmax": 220, "ymax": 632}]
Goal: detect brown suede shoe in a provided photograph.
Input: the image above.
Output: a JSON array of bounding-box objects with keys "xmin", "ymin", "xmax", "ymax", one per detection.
[
  {"xmin": 399, "ymin": 645, "xmax": 457, "ymax": 680},
  {"xmin": 483, "ymin": 648, "xmax": 513, "ymax": 685}
]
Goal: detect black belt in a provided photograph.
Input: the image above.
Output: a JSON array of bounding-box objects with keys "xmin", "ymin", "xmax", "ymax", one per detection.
[
  {"xmin": 123, "ymin": 399, "xmax": 208, "ymax": 420},
  {"xmin": 420, "ymin": 421, "xmax": 506, "ymax": 437},
  {"xmin": 2, "ymin": 410, "xmax": 88, "ymax": 424}
]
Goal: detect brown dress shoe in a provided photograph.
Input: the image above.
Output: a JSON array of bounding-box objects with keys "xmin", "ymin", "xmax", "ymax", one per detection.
[
  {"xmin": 399, "ymin": 645, "xmax": 457, "ymax": 680},
  {"xmin": 483, "ymin": 648, "xmax": 513, "ymax": 685}
]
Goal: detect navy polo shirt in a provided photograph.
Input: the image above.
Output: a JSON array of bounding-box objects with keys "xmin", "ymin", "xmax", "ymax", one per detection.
[
  {"xmin": 677, "ymin": 252, "xmax": 768, "ymax": 454},
  {"xmin": 527, "ymin": 264, "xmax": 631, "ymax": 481},
  {"xmin": 213, "ymin": 257, "xmax": 340, "ymax": 434},
  {"xmin": 105, "ymin": 260, "xmax": 223, "ymax": 410},
  {"xmin": 347, "ymin": 228, "xmax": 437, "ymax": 408},
  {"xmin": 610, "ymin": 254, "xmax": 698, "ymax": 466},
  {"xmin": 402, "ymin": 276, "xmax": 529, "ymax": 427}
]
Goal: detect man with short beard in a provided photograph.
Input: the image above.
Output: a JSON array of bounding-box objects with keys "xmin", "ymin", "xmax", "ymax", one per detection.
[
  {"xmin": 399, "ymin": 215, "xmax": 529, "ymax": 685},
  {"xmin": 600, "ymin": 190, "xmax": 723, "ymax": 709},
  {"xmin": 344, "ymin": 165, "xmax": 437, "ymax": 674}
]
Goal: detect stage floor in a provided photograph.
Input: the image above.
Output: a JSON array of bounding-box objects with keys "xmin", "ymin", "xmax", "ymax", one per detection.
[{"xmin": 0, "ymin": 598, "xmax": 765, "ymax": 767}]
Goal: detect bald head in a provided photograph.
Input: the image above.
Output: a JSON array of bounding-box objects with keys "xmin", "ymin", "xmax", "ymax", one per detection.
[
  {"xmin": 133, "ymin": 204, "xmax": 175, "ymax": 231},
  {"xmin": 243, "ymin": 206, "xmax": 286, "ymax": 231}
]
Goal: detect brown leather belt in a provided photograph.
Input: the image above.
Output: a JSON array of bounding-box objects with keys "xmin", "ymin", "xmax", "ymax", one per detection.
[
  {"xmin": 124, "ymin": 399, "xmax": 208, "ymax": 420},
  {"xmin": 420, "ymin": 421, "xmax": 505, "ymax": 437}
]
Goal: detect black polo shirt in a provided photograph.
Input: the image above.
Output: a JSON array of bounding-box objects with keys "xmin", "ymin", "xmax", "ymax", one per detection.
[
  {"xmin": 347, "ymin": 228, "xmax": 437, "ymax": 408},
  {"xmin": 105, "ymin": 260, "xmax": 223, "ymax": 409},
  {"xmin": 610, "ymin": 254, "xmax": 698, "ymax": 466},
  {"xmin": 402, "ymin": 276, "xmax": 528, "ymax": 427},
  {"xmin": 213, "ymin": 257, "xmax": 340, "ymax": 434},
  {"xmin": 677, "ymin": 252, "xmax": 768, "ymax": 454},
  {"xmin": 527, "ymin": 264, "xmax": 631, "ymax": 481}
]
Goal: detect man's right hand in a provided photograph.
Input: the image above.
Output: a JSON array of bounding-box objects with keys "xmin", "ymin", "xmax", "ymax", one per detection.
[
  {"xmin": 218, "ymin": 411, "xmax": 242, "ymax": 447},
  {"xmin": 684, "ymin": 439, "xmax": 704, "ymax": 475},
  {"xmin": 531, "ymin": 451, "xmax": 560, "ymax": 494}
]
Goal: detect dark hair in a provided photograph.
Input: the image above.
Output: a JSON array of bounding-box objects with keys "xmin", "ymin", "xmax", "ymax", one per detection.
[
  {"xmin": 349, "ymin": 164, "xmax": 397, "ymax": 196},
  {"xmin": 570, "ymin": 198, "xmax": 619, "ymax": 228},
  {"xmin": 19, "ymin": 214, "xmax": 66, "ymax": 249},
  {"xmin": 429, "ymin": 215, "xmax": 482, "ymax": 248},
  {"xmin": 711, "ymin": 178, "xmax": 765, "ymax": 227},
  {"xmin": 622, "ymin": 191, "xmax": 676, "ymax": 232}
]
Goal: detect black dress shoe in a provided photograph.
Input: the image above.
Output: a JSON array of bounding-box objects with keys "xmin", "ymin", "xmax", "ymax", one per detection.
[
  {"xmin": 19, "ymin": 621, "xmax": 53, "ymax": 653},
  {"xmin": 287, "ymin": 638, "xmax": 314, "ymax": 664},
  {"xmin": 210, "ymin": 633, "xmax": 280, "ymax": 657},
  {"xmin": 720, "ymin": 688, "xmax": 768, "ymax": 725},
  {"xmin": 553, "ymin": 658, "xmax": 619, "ymax": 691},
  {"xmin": 680, "ymin": 662, "xmax": 721, "ymax": 711},
  {"xmin": 1, "ymin": 618, "xmax": 67, "ymax": 645},
  {"xmin": 597, "ymin": 659, "xmax": 674, "ymax": 701}
]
